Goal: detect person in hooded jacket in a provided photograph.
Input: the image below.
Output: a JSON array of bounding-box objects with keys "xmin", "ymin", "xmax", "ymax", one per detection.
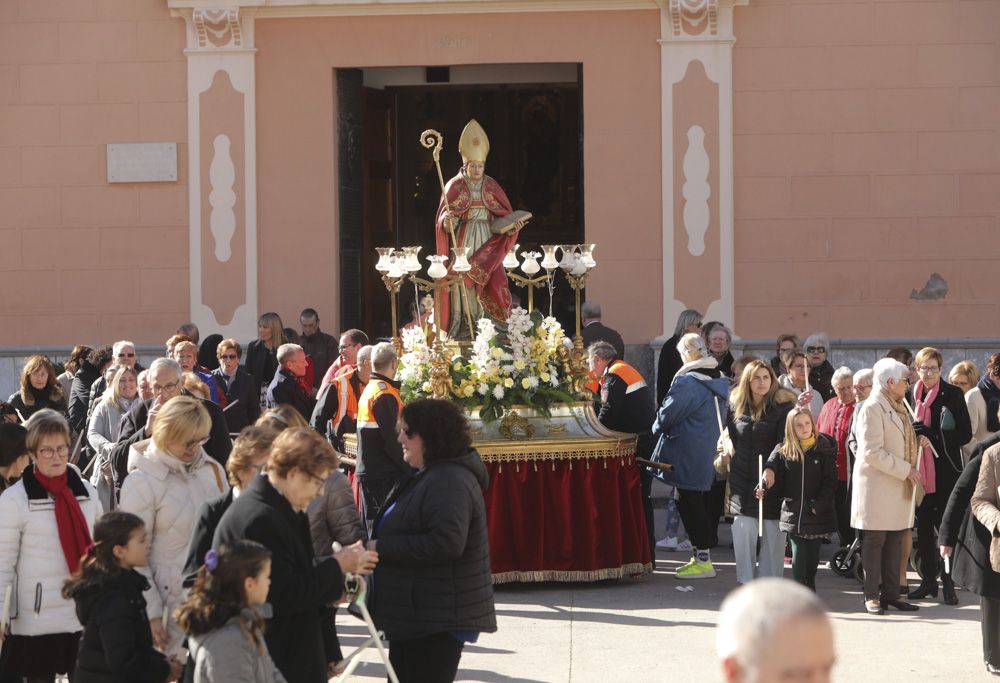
[
  {"xmin": 760, "ymin": 407, "xmax": 838, "ymax": 591},
  {"xmin": 63, "ymin": 511, "xmax": 177, "ymax": 683},
  {"xmin": 368, "ymin": 398, "xmax": 496, "ymax": 683},
  {"xmin": 69, "ymin": 347, "xmax": 114, "ymax": 436},
  {"xmin": 720, "ymin": 359, "xmax": 797, "ymax": 584},
  {"xmin": 650, "ymin": 332, "xmax": 730, "ymax": 580}
]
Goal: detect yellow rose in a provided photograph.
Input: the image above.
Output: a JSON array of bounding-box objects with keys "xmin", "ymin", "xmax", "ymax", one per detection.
[
  {"xmin": 464, "ymin": 385, "xmax": 475, "ymax": 397},
  {"xmin": 521, "ymin": 377, "xmax": 531, "ymax": 390},
  {"xmin": 503, "ymin": 378, "xmax": 514, "ymax": 388},
  {"xmin": 514, "ymin": 359, "xmax": 526, "ymax": 371},
  {"xmin": 491, "ymin": 347, "xmax": 504, "ymax": 359},
  {"xmin": 421, "ymin": 382, "xmax": 432, "ymax": 393},
  {"xmin": 540, "ymin": 372, "xmax": 550, "ymax": 382}
]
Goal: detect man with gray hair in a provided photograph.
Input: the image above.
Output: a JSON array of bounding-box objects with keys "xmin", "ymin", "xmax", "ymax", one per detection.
[
  {"xmin": 580, "ymin": 301, "xmax": 625, "ymax": 360},
  {"xmin": 110, "ymin": 357, "xmax": 232, "ymax": 492},
  {"xmin": 717, "ymin": 577, "xmax": 835, "ymax": 683},
  {"xmin": 311, "ymin": 345, "xmax": 372, "ymax": 451},
  {"xmin": 816, "ymin": 365, "xmax": 858, "ymax": 546},
  {"xmin": 266, "ymin": 343, "xmax": 315, "ymax": 420},
  {"xmin": 356, "ymin": 342, "xmax": 407, "ymax": 533}
]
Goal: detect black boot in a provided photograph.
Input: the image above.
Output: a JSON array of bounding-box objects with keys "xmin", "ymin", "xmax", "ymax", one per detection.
[
  {"xmin": 943, "ymin": 574, "xmax": 958, "ymax": 605},
  {"xmin": 908, "ymin": 582, "xmax": 938, "ymax": 600}
]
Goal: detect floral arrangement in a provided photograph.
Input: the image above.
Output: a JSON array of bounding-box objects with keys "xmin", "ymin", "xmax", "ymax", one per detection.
[{"xmin": 397, "ymin": 307, "xmax": 582, "ymax": 422}]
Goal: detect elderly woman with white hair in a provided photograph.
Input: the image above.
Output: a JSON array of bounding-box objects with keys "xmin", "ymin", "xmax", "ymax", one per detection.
[
  {"xmin": 851, "ymin": 358, "xmax": 922, "ymax": 615},
  {"xmin": 705, "ymin": 323, "xmax": 734, "ymax": 378},
  {"xmin": 803, "ymin": 332, "xmax": 835, "ymax": 402},
  {"xmin": 816, "ymin": 366, "xmax": 857, "ymax": 546}
]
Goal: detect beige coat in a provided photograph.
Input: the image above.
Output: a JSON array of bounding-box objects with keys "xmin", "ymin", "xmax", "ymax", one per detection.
[
  {"xmin": 965, "ymin": 387, "xmax": 992, "ymax": 463},
  {"xmin": 850, "ymin": 392, "xmax": 917, "ymax": 531},
  {"xmin": 971, "ymin": 443, "xmax": 1000, "ymax": 573}
]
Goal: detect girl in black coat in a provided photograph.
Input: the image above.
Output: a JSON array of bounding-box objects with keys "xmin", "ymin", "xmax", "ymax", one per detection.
[
  {"xmin": 63, "ymin": 511, "xmax": 176, "ymax": 683},
  {"xmin": 908, "ymin": 348, "xmax": 973, "ymax": 602},
  {"xmin": 370, "ymin": 399, "xmax": 496, "ymax": 683},
  {"xmin": 761, "ymin": 408, "xmax": 838, "ymax": 590}
]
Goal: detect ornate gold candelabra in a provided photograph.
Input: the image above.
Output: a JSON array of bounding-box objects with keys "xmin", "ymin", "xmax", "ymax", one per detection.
[
  {"xmin": 502, "ymin": 245, "xmax": 553, "ymax": 314},
  {"xmin": 374, "ymin": 247, "xmax": 408, "ymax": 357},
  {"xmin": 558, "ymin": 244, "xmax": 597, "ymax": 396}
]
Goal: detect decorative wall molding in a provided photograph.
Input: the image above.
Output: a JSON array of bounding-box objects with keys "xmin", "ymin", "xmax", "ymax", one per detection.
[
  {"xmin": 668, "ymin": 0, "xmax": 718, "ymax": 37},
  {"xmin": 192, "ymin": 7, "xmax": 246, "ymax": 49},
  {"xmin": 170, "ymin": 0, "xmax": 661, "ymax": 18},
  {"xmin": 659, "ymin": 0, "xmax": 747, "ymax": 333}
]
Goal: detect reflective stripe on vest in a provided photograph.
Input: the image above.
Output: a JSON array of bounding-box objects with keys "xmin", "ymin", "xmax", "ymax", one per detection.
[
  {"xmin": 606, "ymin": 361, "xmax": 647, "ymax": 394},
  {"xmin": 330, "ymin": 374, "xmax": 361, "ymax": 434},
  {"xmin": 356, "ymin": 380, "xmax": 402, "ymax": 430}
]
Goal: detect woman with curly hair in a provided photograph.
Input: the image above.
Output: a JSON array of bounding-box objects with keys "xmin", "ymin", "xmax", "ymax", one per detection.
[
  {"xmin": 8, "ymin": 355, "xmax": 68, "ymax": 422},
  {"xmin": 58, "ymin": 346, "xmax": 92, "ymax": 405},
  {"xmin": 367, "ymin": 398, "xmax": 497, "ymax": 683}
]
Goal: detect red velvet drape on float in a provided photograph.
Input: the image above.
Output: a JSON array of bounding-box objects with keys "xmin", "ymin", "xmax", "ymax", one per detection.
[{"xmin": 484, "ymin": 456, "xmax": 652, "ymax": 583}]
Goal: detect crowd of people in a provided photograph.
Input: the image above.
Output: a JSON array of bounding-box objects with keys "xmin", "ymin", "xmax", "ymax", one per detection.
[
  {"xmin": 0, "ymin": 309, "xmax": 496, "ymax": 683},
  {"xmin": 588, "ymin": 307, "xmax": 1000, "ymax": 676},
  {"xmin": 3, "ymin": 302, "xmax": 1000, "ymax": 679}
]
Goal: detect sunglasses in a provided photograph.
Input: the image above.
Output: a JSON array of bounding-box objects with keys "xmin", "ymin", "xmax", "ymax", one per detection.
[
  {"xmin": 117, "ymin": 353, "xmax": 136, "ymax": 358},
  {"xmin": 220, "ymin": 354, "xmax": 238, "ymax": 360},
  {"xmin": 806, "ymin": 346, "xmax": 826, "ymax": 354}
]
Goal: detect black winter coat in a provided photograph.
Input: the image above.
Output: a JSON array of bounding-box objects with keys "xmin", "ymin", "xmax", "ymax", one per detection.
[
  {"xmin": 371, "ymin": 449, "xmax": 497, "ymax": 642},
  {"xmin": 266, "ymin": 368, "xmax": 315, "ymax": 421},
  {"xmin": 8, "ymin": 389, "xmax": 68, "ymax": 422},
  {"xmin": 765, "ymin": 433, "xmax": 838, "ymax": 536},
  {"xmin": 213, "ymin": 473, "xmax": 344, "ymax": 683},
  {"xmin": 940, "ymin": 433, "xmax": 1000, "ymax": 599},
  {"xmin": 808, "ymin": 360, "xmax": 835, "ymax": 402},
  {"xmin": 182, "ymin": 488, "xmax": 234, "ymax": 587},
  {"xmin": 908, "ymin": 379, "xmax": 973, "ymax": 496},
  {"xmin": 212, "ymin": 367, "xmax": 260, "ymax": 434},
  {"xmin": 727, "ymin": 396, "xmax": 795, "ymax": 519},
  {"xmin": 69, "ymin": 361, "xmax": 103, "ymax": 434},
  {"xmin": 110, "ymin": 394, "xmax": 233, "ymax": 491},
  {"xmin": 244, "ymin": 340, "xmax": 279, "ymax": 394},
  {"xmin": 72, "ymin": 569, "xmax": 171, "ymax": 683},
  {"xmin": 655, "ymin": 334, "xmax": 682, "ymax": 405}
]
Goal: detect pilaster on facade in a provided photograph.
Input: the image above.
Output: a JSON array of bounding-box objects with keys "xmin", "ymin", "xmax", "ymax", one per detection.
[
  {"xmin": 658, "ymin": 0, "xmax": 746, "ymax": 335},
  {"xmin": 175, "ymin": 5, "xmax": 259, "ymax": 342}
]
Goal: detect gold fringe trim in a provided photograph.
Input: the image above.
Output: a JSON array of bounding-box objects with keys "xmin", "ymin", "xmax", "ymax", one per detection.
[{"xmin": 491, "ymin": 562, "xmax": 652, "ymax": 584}]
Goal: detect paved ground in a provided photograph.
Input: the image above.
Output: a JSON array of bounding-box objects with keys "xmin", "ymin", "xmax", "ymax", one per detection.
[{"xmin": 336, "ymin": 506, "xmax": 985, "ymax": 683}]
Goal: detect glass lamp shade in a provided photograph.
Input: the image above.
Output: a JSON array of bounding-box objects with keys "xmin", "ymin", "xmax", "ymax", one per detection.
[
  {"xmin": 426, "ymin": 255, "xmax": 449, "ymax": 280},
  {"xmin": 387, "ymin": 250, "xmax": 406, "ymax": 278},
  {"xmin": 558, "ymin": 244, "xmax": 578, "ymax": 271},
  {"xmin": 571, "ymin": 258, "xmax": 587, "ymax": 276},
  {"xmin": 452, "ymin": 246, "xmax": 472, "ymax": 273},
  {"xmin": 502, "ymin": 243, "xmax": 520, "ymax": 270},
  {"xmin": 521, "ymin": 251, "xmax": 541, "ymax": 276},
  {"xmin": 579, "ymin": 243, "xmax": 597, "ymax": 269},
  {"xmin": 402, "ymin": 246, "xmax": 422, "ymax": 273},
  {"xmin": 375, "ymin": 247, "xmax": 394, "ymax": 272},
  {"xmin": 540, "ymin": 244, "xmax": 560, "ymax": 270}
]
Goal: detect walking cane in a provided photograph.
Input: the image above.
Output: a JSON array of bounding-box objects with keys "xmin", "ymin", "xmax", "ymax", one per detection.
[
  {"xmin": 758, "ymin": 454, "xmax": 764, "ymax": 538},
  {"xmin": 420, "ymin": 129, "xmax": 477, "ymax": 338}
]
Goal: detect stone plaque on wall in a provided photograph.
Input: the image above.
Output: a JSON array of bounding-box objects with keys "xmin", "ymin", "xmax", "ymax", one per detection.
[{"xmin": 106, "ymin": 143, "xmax": 178, "ymax": 183}]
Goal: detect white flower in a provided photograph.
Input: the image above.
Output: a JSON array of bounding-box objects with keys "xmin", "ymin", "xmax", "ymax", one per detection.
[
  {"xmin": 527, "ymin": 375, "xmax": 539, "ymax": 389},
  {"xmin": 493, "ymin": 385, "xmax": 505, "ymax": 400},
  {"xmin": 478, "ymin": 383, "xmax": 489, "ymax": 395}
]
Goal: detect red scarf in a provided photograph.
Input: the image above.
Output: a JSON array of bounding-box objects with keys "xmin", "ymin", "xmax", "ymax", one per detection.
[
  {"xmin": 34, "ymin": 468, "xmax": 92, "ymax": 573},
  {"xmin": 913, "ymin": 382, "xmax": 939, "ymax": 494}
]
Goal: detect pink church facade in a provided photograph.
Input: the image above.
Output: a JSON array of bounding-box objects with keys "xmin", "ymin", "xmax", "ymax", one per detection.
[{"xmin": 0, "ymin": 0, "xmax": 998, "ymax": 350}]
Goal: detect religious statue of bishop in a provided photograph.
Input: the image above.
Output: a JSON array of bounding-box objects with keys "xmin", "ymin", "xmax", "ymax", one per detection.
[{"xmin": 435, "ymin": 119, "xmax": 531, "ymax": 340}]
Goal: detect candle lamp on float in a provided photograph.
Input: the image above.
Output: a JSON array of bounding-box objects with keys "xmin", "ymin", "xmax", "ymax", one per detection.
[
  {"xmin": 374, "ymin": 247, "xmax": 408, "ymax": 357},
  {"xmin": 559, "ymin": 243, "xmax": 598, "ymax": 396},
  {"xmin": 502, "ymin": 244, "xmax": 553, "ymax": 314}
]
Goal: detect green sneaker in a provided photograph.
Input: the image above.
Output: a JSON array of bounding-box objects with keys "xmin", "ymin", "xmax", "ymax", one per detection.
[{"xmin": 675, "ymin": 561, "xmax": 717, "ymax": 579}]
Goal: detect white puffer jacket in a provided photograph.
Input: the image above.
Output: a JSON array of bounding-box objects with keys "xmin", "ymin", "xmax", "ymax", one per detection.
[
  {"xmin": 0, "ymin": 464, "xmax": 100, "ymax": 636},
  {"xmin": 118, "ymin": 440, "xmax": 229, "ymax": 657}
]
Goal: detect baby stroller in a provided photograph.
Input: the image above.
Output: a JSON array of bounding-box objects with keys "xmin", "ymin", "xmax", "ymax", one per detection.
[{"xmin": 829, "ymin": 535, "xmax": 863, "ymax": 583}]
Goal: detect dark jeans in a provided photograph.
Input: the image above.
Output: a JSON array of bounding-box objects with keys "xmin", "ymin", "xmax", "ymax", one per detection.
[
  {"xmin": 983, "ymin": 596, "xmax": 1000, "ymax": 667},
  {"xmin": 707, "ymin": 479, "xmax": 727, "ymax": 548},
  {"xmin": 676, "ymin": 488, "xmax": 711, "ymax": 550},
  {"xmin": 789, "ymin": 535, "xmax": 823, "ymax": 590},
  {"xmin": 389, "ymin": 632, "xmax": 464, "ymax": 683},
  {"xmin": 915, "ymin": 490, "xmax": 946, "ymax": 585},
  {"xmin": 834, "ymin": 480, "xmax": 855, "ymax": 546},
  {"xmin": 860, "ymin": 529, "xmax": 905, "ymax": 601}
]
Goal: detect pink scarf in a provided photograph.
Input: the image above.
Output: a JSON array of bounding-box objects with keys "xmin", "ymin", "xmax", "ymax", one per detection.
[{"xmin": 913, "ymin": 382, "xmax": 938, "ymax": 494}]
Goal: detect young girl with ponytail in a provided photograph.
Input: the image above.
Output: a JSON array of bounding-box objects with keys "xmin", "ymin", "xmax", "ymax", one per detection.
[
  {"xmin": 175, "ymin": 541, "xmax": 285, "ymax": 683},
  {"xmin": 758, "ymin": 407, "xmax": 839, "ymax": 590},
  {"xmin": 63, "ymin": 511, "xmax": 177, "ymax": 683}
]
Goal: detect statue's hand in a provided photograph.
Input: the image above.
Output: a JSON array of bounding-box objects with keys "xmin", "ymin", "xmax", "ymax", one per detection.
[{"xmin": 442, "ymin": 213, "xmax": 457, "ymax": 233}]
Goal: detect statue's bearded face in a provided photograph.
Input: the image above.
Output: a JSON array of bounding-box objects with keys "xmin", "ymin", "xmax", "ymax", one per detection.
[{"xmin": 465, "ymin": 161, "xmax": 485, "ymax": 181}]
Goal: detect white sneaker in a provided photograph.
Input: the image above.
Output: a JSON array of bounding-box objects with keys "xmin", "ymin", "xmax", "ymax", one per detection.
[
  {"xmin": 656, "ymin": 536, "xmax": 679, "ymax": 550},
  {"xmin": 676, "ymin": 539, "xmax": 693, "ymax": 552}
]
